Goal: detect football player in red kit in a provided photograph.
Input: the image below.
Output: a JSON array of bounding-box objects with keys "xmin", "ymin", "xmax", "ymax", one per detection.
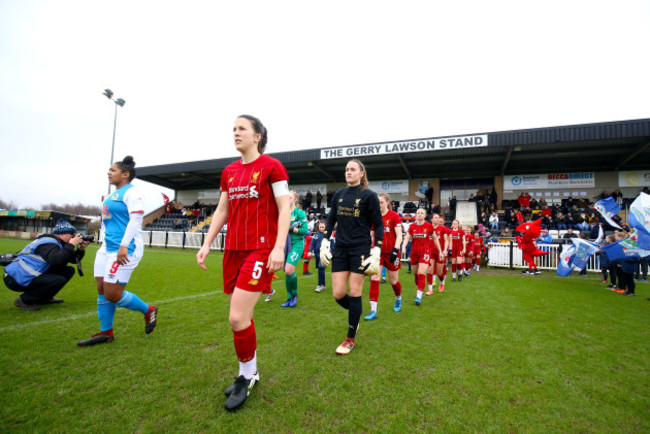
[
  {"xmin": 462, "ymin": 227, "xmax": 475, "ymax": 278},
  {"xmin": 196, "ymin": 115, "xmax": 290, "ymax": 411},
  {"xmin": 402, "ymin": 208, "xmax": 441, "ymax": 305},
  {"xmin": 426, "ymin": 213, "xmax": 451, "ymax": 294},
  {"xmin": 449, "ymin": 219, "xmax": 466, "ymax": 282},
  {"xmin": 473, "ymin": 229, "xmax": 486, "ymax": 271},
  {"xmin": 366, "ymin": 193, "xmax": 403, "ymax": 319}
]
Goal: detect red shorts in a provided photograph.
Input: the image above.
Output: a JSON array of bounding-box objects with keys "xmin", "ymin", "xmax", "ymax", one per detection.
[
  {"xmin": 410, "ymin": 250, "xmax": 430, "ymax": 266},
  {"xmin": 222, "ymin": 249, "xmax": 273, "ymax": 294},
  {"xmin": 380, "ymin": 252, "xmax": 400, "ymax": 272},
  {"xmin": 451, "ymin": 248, "xmax": 463, "ymax": 259},
  {"xmin": 474, "ymin": 249, "xmax": 482, "ymax": 257},
  {"xmin": 430, "ymin": 251, "xmax": 444, "ymax": 267}
]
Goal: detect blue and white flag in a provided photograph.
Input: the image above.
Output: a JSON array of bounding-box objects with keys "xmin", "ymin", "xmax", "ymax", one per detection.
[
  {"xmin": 595, "ymin": 197, "xmax": 622, "ymax": 230},
  {"xmin": 601, "ymin": 234, "xmax": 650, "ymax": 262},
  {"xmin": 556, "ymin": 238, "xmax": 599, "ymax": 277},
  {"xmin": 628, "ymin": 192, "xmax": 650, "ymax": 250},
  {"xmin": 556, "ymin": 244, "xmax": 577, "ymax": 277}
]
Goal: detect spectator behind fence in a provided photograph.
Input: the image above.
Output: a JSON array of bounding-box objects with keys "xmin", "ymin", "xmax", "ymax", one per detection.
[{"xmin": 489, "ymin": 211, "xmax": 499, "ymax": 231}]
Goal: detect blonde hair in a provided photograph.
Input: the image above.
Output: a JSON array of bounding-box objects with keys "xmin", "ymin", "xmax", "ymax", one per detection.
[
  {"xmin": 290, "ymin": 190, "xmax": 299, "ymax": 202},
  {"xmin": 378, "ymin": 192, "xmax": 391, "ymax": 203}
]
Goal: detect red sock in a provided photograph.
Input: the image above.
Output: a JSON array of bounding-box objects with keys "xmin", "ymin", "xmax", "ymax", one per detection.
[
  {"xmin": 452, "ymin": 264, "xmax": 457, "ymax": 273},
  {"xmin": 427, "ymin": 272, "xmax": 433, "ymax": 285},
  {"xmin": 391, "ymin": 281, "xmax": 402, "ymax": 297},
  {"xmin": 369, "ymin": 279, "xmax": 380, "ymax": 302},
  {"xmin": 303, "ymin": 262, "xmax": 309, "ymax": 273},
  {"xmin": 442, "ymin": 265, "xmax": 448, "ymax": 279},
  {"xmin": 414, "ymin": 273, "xmax": 419, "ymax": 285},
  {"xmin": 417, "ymin": 274, "xmax": 426, "ymax": 291},
  {"xmin": 232, "ymin": 320, "xmax": 256, "ymax": 363}
]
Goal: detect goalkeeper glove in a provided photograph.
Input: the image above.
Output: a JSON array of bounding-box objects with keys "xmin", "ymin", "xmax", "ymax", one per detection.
[
  {"xmin": 320, "ymin": 238, "xmax": 332, "ymax": 267},
  {"xmin": 388, "ymin": 247, "xmax": 399, "ymax": 263},
  {"xmin": 362, "ymin": 246, "xmax": 381, "ymax": 276},
  {"xmin": 289, "ymin": 222, "xmax": 300, "ymax": 231}
]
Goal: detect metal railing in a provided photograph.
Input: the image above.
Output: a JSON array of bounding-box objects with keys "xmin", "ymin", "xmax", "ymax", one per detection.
[{"xmin": 487, "ymin": 241, "xmax": 601, "ymax": 272}]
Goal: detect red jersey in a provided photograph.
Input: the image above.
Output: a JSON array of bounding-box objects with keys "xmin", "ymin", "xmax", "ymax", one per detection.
[
  {"xmin": 465, "ymin": 233, "xmax": 476, "ymax": 251},
  {"xmin": 409, "ymin": 221, "xmax": 433, "ymax": 257},
  {"xmin": 381, "ymin": 210, "xmax": 402, "ymax": 253},
  {"xmin": 450, "ymin": 229, "xmax": 465, "ymax": 251},
  {"xmin": 474, "ymin": 236, "xmax": 485, "ymax": 253},
  {"xmin": 220, "ymin": 155, "xmax": 289, "ymax": 251},
  {"xmin": 431, "ymin": 225, "xmax": 452, "ymax": 253}
]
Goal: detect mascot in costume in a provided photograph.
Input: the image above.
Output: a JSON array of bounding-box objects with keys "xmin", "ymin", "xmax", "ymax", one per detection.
[{"xmin": 516, "ymin": 219, "xmax": 549, "ymax": 274}]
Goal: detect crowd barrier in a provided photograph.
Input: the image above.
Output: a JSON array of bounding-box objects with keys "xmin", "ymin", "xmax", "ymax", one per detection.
[
  {"xmin": 138, "ymin": 232, "xmax": 601, "ymax": 273},
  {"xmin": 487, "ymin": 240, "xmax": 601, "ymax": 272},
  {"xmin": 141, "ymin": 231, "xmax": 226, "ymax": 251}
]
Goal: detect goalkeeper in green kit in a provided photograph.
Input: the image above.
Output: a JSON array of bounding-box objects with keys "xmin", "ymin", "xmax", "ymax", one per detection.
[{"xmin": 279, "ymin": 190, "xmax": 309, "ymax": 307}]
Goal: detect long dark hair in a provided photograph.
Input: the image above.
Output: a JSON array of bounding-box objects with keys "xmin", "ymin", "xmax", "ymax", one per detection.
[
  {"xmin": 238, "ymin": 114, "xmax": 268, "ymax": 154},
  {"xmin": 115, "ymin": 155, "xmax": 136, "ymax": 181}
]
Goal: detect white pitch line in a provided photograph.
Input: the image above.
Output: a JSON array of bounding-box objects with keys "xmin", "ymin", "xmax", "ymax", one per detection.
[
  {"xmin": 0, "ymin": 290, "xmax": 222, "ymax": 333},
  {"xmin": 0, "ymin": 274, "xmax": 319, "ymax": 333}
]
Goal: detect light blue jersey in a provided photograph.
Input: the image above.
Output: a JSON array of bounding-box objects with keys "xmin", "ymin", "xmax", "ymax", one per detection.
[{"xmin": 101, "ymin": 184, "xmax": 144, "ymax": 256}]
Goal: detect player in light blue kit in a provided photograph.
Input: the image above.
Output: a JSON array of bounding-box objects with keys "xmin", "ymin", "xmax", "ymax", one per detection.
[{"xmin": 77, "ymin": 156, "xmax": 158, "ymax": 346}]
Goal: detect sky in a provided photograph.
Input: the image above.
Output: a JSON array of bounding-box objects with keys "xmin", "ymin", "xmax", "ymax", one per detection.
[{"xmin": 1, "ymin": 0, "xmax": 648, "ymax": 212}]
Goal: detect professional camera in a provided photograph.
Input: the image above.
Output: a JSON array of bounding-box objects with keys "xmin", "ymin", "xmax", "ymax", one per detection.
[{"xmin": 81, "ymin": 235, "xmax": 95, "ymax": 242}]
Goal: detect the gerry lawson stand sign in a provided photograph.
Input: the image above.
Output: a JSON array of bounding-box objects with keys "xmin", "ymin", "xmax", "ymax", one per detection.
[{"xmin": 320, "ymin": 134, "xmax": 488, "ymax": 159}]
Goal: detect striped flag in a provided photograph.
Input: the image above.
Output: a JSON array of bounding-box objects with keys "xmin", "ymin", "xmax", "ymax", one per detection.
[{"xmin": 628, "ymin": 192, "xmax": 650, "ymax": 250}]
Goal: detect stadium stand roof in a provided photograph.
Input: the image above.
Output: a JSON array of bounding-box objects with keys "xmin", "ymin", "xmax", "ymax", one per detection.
[{"xmin": 137, "ymin": 118, "xmax": 650, "ymax": 190}]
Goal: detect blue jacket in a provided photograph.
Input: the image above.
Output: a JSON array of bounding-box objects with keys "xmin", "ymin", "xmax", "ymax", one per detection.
[
  {"xmin": 309, "ymin": 232, "xmax": 327, "ymax": 269},
  {"xmin": 5, "ymin": 237, "xmax": 61, "ymax": 286}
]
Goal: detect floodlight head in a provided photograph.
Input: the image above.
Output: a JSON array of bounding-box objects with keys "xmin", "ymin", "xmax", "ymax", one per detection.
[
  {"xmin": 103, "ymin": 89, "xmax": 114, "ymax": 99},
  {"xmin": 115, "ymin": 98, "xmax": 126, "ymax": 107}
]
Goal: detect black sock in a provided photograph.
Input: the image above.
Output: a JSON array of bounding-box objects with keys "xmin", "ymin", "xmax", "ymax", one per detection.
[
  {"xmin": 335, "ymin": 294, "xmax": 350, "ymax": 310},
  {"xmin": 347, "ymin": 296, "xmax": 362, "ymax": 339}
]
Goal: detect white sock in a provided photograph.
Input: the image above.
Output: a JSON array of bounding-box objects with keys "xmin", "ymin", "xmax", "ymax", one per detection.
[
  {"xmin": 476, "ymin": 265, "xmax": 480, "ymax": 271},
  {"xmin": 416, "ymin": 290, "xmax": 423, "ymax": 299},
  {"xmin": 370, "ymin": 301, "xmax": 378, "ymax": 312},
  {"xmin": 395, "ymin": 295, "xmax": 402, "ymax": 301},
  {"xmin": 428, "ymin": 284, "xmax": 433, "ymax": 291},
  {"xmin": 239, "ymin": 351, "xmax": 257, "ymax": 380},
  {"xmin": 453, "ymin": 272, "xmax": 457, "ymax": 278}
]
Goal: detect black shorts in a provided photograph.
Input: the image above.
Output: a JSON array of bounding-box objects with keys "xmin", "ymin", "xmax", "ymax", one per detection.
[{"xmin": 332, "ymin": 244, "xmax": 371, "ymax": 274}]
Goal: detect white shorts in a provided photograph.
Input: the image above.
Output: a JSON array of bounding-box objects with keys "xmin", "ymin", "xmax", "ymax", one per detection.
[{"xmin": 94, "ymin": 249, "xmax": 141, "ymax": 284}]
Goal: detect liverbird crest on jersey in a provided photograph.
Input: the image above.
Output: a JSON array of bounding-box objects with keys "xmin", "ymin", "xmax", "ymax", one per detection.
[
  {"xmin": 355, "ymin": 198, "xmax": 361, "ymax": 207},
  {"xmin": 251, "ymin": 171, "xmax": 260, "ymax": 184}
]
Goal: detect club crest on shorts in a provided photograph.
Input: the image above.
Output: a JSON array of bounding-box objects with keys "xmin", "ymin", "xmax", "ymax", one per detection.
[{"xmin": 248, "ymin": 279, "xmax": 259, "ymax": 286}]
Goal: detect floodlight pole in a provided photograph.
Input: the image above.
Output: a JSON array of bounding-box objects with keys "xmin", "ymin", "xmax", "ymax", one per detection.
[{"xmin": 103, "ymin": 89, "xmax": 125, "ymax": 195}]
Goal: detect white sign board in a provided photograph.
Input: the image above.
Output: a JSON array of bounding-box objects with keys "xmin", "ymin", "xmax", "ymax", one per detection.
[
  {"xmin": 505, "ymin": 172, "xmax": 594, "ymax": 190},
  {"xmin": 198, "ymin": 189, "xmax": 220, "ymax": 199},
  {"xmin": 619, "ymin": 170, "xmax": 650, "ymax": 187},
  {"xmin": 455, "ymin": 201, "xmax": 478, "ymax": 226},
  {"xmin": 290, "ymin": 185, "xmax": 327, "ymax": 197},
  {"xmin": 320, "ymin": 135, "xmax": 488, "ymax": 159},
  {"xmin": 368, "ymin": 180, "xmax": 409, "ymax": 194}
]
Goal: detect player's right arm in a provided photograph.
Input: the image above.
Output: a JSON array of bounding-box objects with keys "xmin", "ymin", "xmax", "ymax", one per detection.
[
  {"xmin": 197, "ymin": 191, "xmax": 229, "ymax": 270},
  {"xmin": 402, "ymin": 231, "xmax": 412, "ymax": 256}
]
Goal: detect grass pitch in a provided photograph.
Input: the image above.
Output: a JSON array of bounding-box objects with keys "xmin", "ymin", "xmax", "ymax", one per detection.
[{"xmin": 0, "ymin": 238, "xmax": 648, "ymax": 432}]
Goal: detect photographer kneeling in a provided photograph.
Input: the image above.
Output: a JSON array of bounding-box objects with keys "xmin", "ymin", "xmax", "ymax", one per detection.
[{"xmin": 3, "ymin": 219, "xmax": 90, "ymax": 310}]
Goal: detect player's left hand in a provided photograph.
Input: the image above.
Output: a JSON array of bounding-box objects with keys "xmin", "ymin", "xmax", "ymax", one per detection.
[
  {"xmin": 267, "ymin": 246, "xmax": 284, "ymax": 274},
  {"xmin": 362, "ymin": 246, "xmax": 381, "ymax": 276},
  {"xmin": 388, "ymin": 247, "xmax": 398, "ymax": 263},
  {"xmin": 117, "ymin": 245, "xmax": 130, "ymax": 265}
]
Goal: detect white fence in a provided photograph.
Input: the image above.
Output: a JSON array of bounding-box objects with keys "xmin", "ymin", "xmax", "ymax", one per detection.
[
  {"xmin": 487, "ymin": 241, "xmax": 601, "ymax": 272},
  {"xmin": 141, "ymin": 231, "xmax": 225, "ymax": 250}
]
